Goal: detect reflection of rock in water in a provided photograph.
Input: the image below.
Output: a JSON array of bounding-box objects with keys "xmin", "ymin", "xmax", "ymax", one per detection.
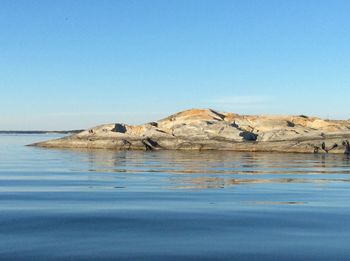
[
  {"xmin": 175, "ymin": 177, "xmax": 338, "ymax": 190},
  {"xmin": 54, "ymin": 149, "xmax": 350, "ymax": 191},
  {"xmin": 175, "ymin": 176, "xmax": 350, "ymax": 190}
]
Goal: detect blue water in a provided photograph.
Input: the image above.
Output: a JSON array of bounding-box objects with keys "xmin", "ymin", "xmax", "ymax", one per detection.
[{"xmin": 1, "ymin": 134, "xmax": 350, "ymax": 260}]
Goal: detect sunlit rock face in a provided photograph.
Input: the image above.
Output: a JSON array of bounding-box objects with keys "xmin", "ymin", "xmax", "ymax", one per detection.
[{"xmin": 30, "ymin": 108, "xmax": 350, "ymax": 154}]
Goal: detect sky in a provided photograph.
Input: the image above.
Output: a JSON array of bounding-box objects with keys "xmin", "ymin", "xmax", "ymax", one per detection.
[{"xmin": 1, "ymin": 0, "xmax": 350, "ymax": 130}]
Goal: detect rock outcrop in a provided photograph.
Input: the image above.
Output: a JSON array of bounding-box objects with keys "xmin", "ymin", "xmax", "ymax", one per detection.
[{"xmin": 30, "ymin": 108, "xmax": 350, "ymax": 154}]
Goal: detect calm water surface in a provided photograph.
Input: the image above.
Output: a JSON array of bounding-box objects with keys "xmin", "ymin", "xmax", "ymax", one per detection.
[{"xmin": 1, "ymin": 134, "xmax": 350, "ymax": 260}]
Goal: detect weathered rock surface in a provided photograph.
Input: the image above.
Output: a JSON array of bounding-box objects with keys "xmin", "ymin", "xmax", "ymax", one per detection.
[{"xmin": 30, "ymin": 109, "xmax": 350, "ymax": 154}]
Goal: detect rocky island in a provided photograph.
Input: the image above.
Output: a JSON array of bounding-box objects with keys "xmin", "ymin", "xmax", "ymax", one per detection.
[{"xmin": 30, "ymin": 109, "xmax": 350, "ymax": 154}]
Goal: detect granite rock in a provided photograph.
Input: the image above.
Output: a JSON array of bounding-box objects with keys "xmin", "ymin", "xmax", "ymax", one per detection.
[{"xmin": 30, "ymin": 109, "xmax": 350, "ymax": 154}]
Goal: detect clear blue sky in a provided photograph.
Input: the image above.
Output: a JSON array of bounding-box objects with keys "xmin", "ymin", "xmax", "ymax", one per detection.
[{"xmin": 1, "ymin": 0, "xmax": 349, "ymax": 130}]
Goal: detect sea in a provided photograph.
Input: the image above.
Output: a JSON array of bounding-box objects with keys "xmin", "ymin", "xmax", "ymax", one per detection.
[{"xmin": 1, "ymin": 134, "xmax": 350, "ymax": 260}]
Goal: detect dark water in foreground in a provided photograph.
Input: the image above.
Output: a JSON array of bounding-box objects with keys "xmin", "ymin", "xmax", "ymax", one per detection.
[{"xmin": 1, "ymin": 134, "xmax": 350, "ymax": 260}]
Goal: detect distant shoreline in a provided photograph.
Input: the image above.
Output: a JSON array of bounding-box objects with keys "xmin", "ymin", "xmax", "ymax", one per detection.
[{"xmin": 0, "ymin": 130, "xmax": 83, "ymax": 134}]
